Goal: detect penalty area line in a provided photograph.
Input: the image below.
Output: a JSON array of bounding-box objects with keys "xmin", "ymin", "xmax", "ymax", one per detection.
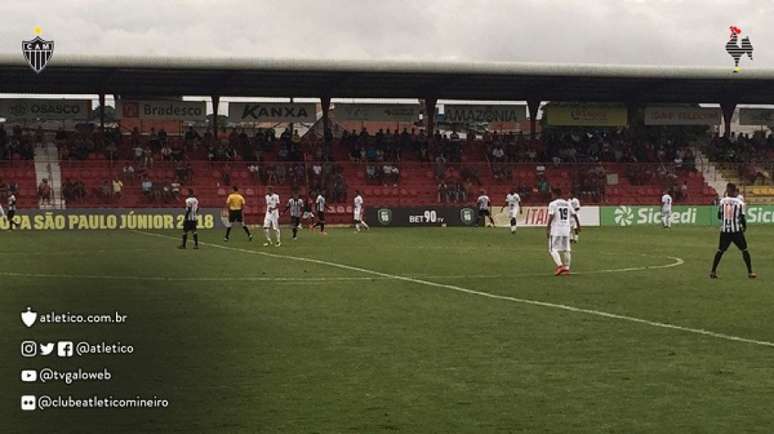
[{"xmin": 132, "ymin": 231, "xmax": 774, "ymax": 349}]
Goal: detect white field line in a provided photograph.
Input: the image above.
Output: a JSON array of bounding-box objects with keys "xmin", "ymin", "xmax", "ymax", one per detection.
[
  {"xmin": 132, "ymin": 231, "xmax": 774, "ymax": 349},
  {"xmin": 0, "ymin": 257, "xmax": 684, "ymax": 282},
  {"xmin": 0, "ymin": 271, "xmax": 379, "ymax": 282}
]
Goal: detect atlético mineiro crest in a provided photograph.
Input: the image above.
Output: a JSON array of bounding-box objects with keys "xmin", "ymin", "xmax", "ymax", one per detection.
[{"xmin": 22, "ymin": 26, "xmax": 54, "ymax": 74}]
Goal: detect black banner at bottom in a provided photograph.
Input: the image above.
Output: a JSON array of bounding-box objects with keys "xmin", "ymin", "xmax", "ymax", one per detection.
[{"xmin": 365, "ymin": 207, "xmax": 478, "ymax": 227}]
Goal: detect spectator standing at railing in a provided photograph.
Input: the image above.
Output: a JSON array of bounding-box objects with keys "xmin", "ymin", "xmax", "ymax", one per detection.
[
  {"xmin": 37, "ymin": 179, "xmax": 51, "ymax": 206},
  {"xmin": 141, "ymin": 177, "xmax": 153, "ymax": 198},
  {"xmin": 276, "ymin": 164, "xmax": 287, "ymax": 185},
  {"xmin": 133, "ymin": 142, "xmax": 144, "ymax": 163},
  {"xmin": 433, "ymin": 179, "xmax": 446, "ymax": 203},
  {"xmin": 112, "ymin": 177, "xmax": 123, "ymax": 200},
  {"xmin": 160, "ymin": 143, "xmax": 172, "ymax": 161},
  {"xmin": 142, "ymin": 145, "xmax": 154, "ymax": 168},
  {"xmin": 122, "ymin": 163, "xmax": 135, "ymax": 181},
  {"xmin": 184, "ymin": 126, "xmax": 200, "ymax": 150}
]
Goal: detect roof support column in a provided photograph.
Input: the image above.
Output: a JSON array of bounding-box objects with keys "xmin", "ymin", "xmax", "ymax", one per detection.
[
  {"xmin": 98, "ymin": 93, "xmax": 106, "ymax": 130},
  {"xmin": 211, "ymin": 95, "xmax": 220, "ymax": 139},
  {"xmin": 321, "ymin": 96, "xmax": 331, "ymax": 145},
  {"xmin": 527, "ymin": 98, "xmax": 541, "ymax": 139},
  {"xmin": 625, "ymin": 101, "xmax": 641, "ymax": 129},
  {"xmin": 720, "ymin": 102, "xmax": 736, "ymax": 138},
  {"xmin": 424, "ymin": 97, "xmax": 437, "ymax": 137}
]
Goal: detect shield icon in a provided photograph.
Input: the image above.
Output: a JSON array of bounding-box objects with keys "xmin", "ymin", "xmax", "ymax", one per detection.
[
  {"xmin": 377, "ymin": 208, "xmax": 392, "ymax": 226},
  {"xmin": 21, "ymin": 307, "xmax": 38, "ymax": 328},
  {"xmin": 22, "ymin": 36, "xmax": 54, "ymax": 74},
  {"xmin": 460, "ymin": 208, "xmax": 476, "ymax": 225}
]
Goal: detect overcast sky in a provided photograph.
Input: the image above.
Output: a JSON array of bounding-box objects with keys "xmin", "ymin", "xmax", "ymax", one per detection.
[{"xmin": 0, "ymin": 0, "xmax": 771, "ymax": 68}]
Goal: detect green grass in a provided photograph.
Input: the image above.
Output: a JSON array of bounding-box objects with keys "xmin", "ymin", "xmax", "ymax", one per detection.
[{"xmin": 1, "ymin": 225, "xmax": 773, "ymax": 433}]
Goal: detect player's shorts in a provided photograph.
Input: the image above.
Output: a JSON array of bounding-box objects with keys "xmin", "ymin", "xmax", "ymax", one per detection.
[
  {"xmin": 183, "ymin": 219, "xmax": 197, "ymax": 232},
  {"xmin": 291, "ymin": 216, "xmax": 301, "ymax": 228},
  {"xmin": 548, "ymin": 235, "xmax": 572, "ymax": 253},
  {"xmin": 228, "ymin": 209, "xmax": 244, "ymax": 223},
  {"xmin": 718, "ymin": 231, "xmax": 748, "ymax": 251},
  {"xmin": 7, "ymin": 210, "xmax": 15, "ymax": 220},
  {"xmin": 263, "ymin": 212, "xmax": 279, "ymax": 230},
  {"xmin": 508, "ymin": 208, "xmax": 519, "ymax": 219},
  {"xmin": 662, "ymin": 209, "xmax": 672, "ymax": 217},
  {"xmin": 354, "ymin": 208, "xmax": 362, "ymax": 222},
  {"xmin": 318, "ymin": 211, "xmax": 326, "ymax": 222}
]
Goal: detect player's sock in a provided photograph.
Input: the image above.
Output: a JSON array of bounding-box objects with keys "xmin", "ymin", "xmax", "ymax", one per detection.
[
  {"xmin": 292, "ymin": 226, "xmax": 298, "ymax": 238},
  {"xmin": 562, "ymin": 252, "xmax": 572, "ymax": 269},
  {"xmin": 362, "ymin": 221, "xmax": 369, "ymax": 230},
  {"xmin": 193, "ymin": 233, "xmax": 199, "ymax": 247},
  {"xmin": 711, "ymin": 250, "xmax": 724, "ymax": 273},
  {"xmin": 264, "ymin": 228, "xmax": 272, "ymax": 242},
  {"xmin": 320, "ymin": 223, "xmax": 325, "ymax": 232},
  {"xmin": 355, "ymin": 222, "xmax": 361, "ymax": 232},
  {"xmin": 181, "ymin": 233, "xmax": 187, "ymax": 247},
  {"xmin": 742, "ymin": 250, "xmax": 753, "ymax": 273},
  {"xmin": 243, "ymin": 225, "xmax": 252, "ymax": 238},
  {"xmin": 224, "ymin": 227, "xmax": 231, "ymax": 239},
  {"xmin": 275, "ymin": 229, "xmax": 281, "ymax": 243},
  {"xmin": 550, "ymin": 251, "xmax": 562, "ymax": 267}
]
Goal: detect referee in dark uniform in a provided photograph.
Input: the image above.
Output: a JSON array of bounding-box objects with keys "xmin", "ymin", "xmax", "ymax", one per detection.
[{"xmin": 710, "ymin": 183, "xmax": 756, "ymax": 279}]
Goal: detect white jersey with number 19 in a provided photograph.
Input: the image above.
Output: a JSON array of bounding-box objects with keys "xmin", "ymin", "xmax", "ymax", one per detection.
[{"xmin": 548, "ymin": 198, "xmax": 575, "ymax": 237}]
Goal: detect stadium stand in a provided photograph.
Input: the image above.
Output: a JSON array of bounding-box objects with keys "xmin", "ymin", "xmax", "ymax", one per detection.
[{"xmin": 0, "ymin": 122, "xmax": 729, "ymax": 225}]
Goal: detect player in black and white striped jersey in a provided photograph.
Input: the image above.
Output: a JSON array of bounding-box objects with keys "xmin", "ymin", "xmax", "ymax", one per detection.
[
  {"xmin": 179, "ymin": 189, "xmax": 199, "ymax": 249},
  {"xmin": 285, "ymin": 191, "xmax": 305, "ymax": 240},
  {"xmin": 710, "ymin": 183, "xmax": 756, "ymax": 279},
  {"xmin": 6, "ymin": 192, "xmax": 18, "ymax": 230}
]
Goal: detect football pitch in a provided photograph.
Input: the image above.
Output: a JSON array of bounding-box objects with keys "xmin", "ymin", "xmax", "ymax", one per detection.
[{"xmin": 2, "ymin": 225, "xmax": 773, "ymax": 433}]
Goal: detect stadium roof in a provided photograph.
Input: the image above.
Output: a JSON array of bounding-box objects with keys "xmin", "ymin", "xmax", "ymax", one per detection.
[{"xmin": 2, "ymin": 54, "xmax": 774, "ymax": 104}]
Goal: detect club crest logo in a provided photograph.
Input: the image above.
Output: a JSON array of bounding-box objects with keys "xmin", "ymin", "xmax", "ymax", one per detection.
[
  {"xmin": 22, "ymin": 26, "xmax": 54, "ymax": 74},
  {"xmin": 21, "ymin": 307, "xmax": 38, "ymax": 328},
  {"xmin": 377, "ymin": 208, "xmax": 392, "ymax": 225},
  {"xmin": 460, "ymin": 208, "xmax": 476, "ymax": 225}
]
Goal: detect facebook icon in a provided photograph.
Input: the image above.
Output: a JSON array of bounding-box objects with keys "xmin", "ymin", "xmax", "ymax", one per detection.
[{"xmin": 57, "ymin": 341, "xmax": 74, "ymax": 358}]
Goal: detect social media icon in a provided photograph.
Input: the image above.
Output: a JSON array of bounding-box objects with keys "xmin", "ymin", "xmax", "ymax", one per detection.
[
  {"xmin": 21, "ymin": 341, "xmax": 37, "ymax": 357},
  {"xmin": 20, "ymin": 395, "xmax": 36, "ymax": 411},
  {"xmin": 57, "ymin": 341, "xmax": 73, "ymax": 358},
  {"xmin": 21, "ymin": 370, "xmax": 37, "ymax": 382},
  {"xmin": 39, "ymin": 343, "xmax": 55, "ymax": 356},
  {"xmin": 21, "ymin": 307, "xmax": 38, "ymax": 328}
]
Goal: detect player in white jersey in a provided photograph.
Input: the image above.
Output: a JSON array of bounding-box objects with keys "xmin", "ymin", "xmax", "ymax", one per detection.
[
  {"xmin": 661, "ymin": 191, "xmax": 673, "ymax": 229},
  {"xmin": 312, "ymin": 192, "xmax": 327, "ymax": 234},
  {"xmin": 546, "ymin": 188, "xmax": 581, "ymax": 276},
  {"xmin": 179, "ymin": 189, "xmax": 200, "ymax": 249},
  {"xmin": 353, "ymin": 190, "xmax": 369, "ymax": 232},
  {"xmin": 263, "ymin": 186, "xmax": 281, "ymax": 247},
  {"xmin": 569, "ymin": 194, "xmax": 581, "ymax": 242},
  {"xmin": 711, "ymin": 183, "xmax": 756, "ymax": 279},
  {"xmin": 500, "ymin": 189, "xmax": 521, "ymax": 233},
  {"xmin": 476, "ymin": 190, "xmax": 495, "ymax": 227}
]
